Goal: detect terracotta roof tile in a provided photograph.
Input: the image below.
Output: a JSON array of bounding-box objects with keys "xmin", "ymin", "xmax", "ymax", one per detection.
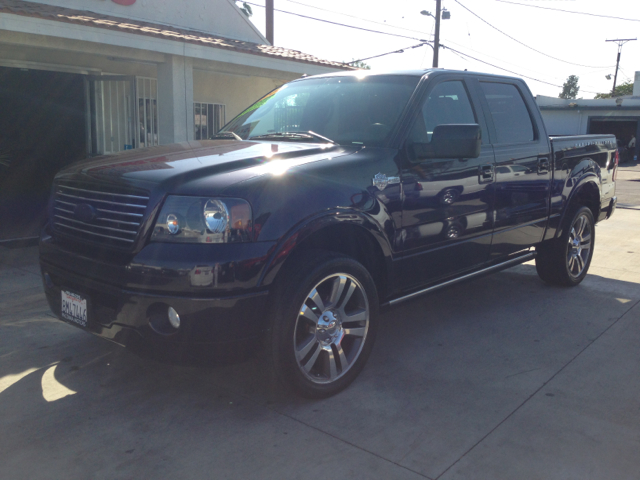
[{"xmin": 0, "ymin": 0, "xmax": 353, "ymax": 70}]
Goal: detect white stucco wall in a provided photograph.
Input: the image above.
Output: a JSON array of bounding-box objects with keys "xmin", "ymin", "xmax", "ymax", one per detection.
[
  {"xmin": 540, "ymin": 110, "xmax": 584, "ymax": 136},
  {"xmin": 540, "ymin": 109, "xmax": 640, "ymax": 137},
  {"xmin": 537, "ymin": 95, "xmax": 640, "ymax": 136},
  {"xmin": 193, "ymin": 69, "xmax": 296, "ymax": 121},
  {"xmin": 158, "ymin": 55, "xmax": 194, "ymax": 144},
  {"xmin": 24, "ymin": 0, "xmax": 266, "ymax": 43},
  {"xmin": 0, "ymin": 37, "xmax": 159, "ymax": 77}
]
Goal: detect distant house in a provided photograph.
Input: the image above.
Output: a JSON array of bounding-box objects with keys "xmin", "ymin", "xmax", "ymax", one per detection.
[
  {"xmin": 0, "ymin": 0, "xmax": 350, "ymax": 241},
  {"xmin": 536, "ymin": 71, "xmax": 640, "ymax": 162}
]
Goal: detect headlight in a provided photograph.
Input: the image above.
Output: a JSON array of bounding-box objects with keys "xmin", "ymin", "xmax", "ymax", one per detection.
[{"xmin": 151, "ymin": 196, "xmax": 252, "ymax": 243}]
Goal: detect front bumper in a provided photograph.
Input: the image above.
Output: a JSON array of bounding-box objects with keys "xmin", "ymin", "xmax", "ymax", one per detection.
[{"xmin": 40, "ymin": 235, "xmax": 275, "ymax": 362}]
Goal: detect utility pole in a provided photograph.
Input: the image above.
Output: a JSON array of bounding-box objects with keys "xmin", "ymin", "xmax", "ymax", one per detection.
[
  {"xmin": 266, "ymin": 0, "xmax": 274, "ymax": 45},
  {"xmin": 606, "ymin": 38, "xmax": 636, "ymax": 94},
  {"xmin": 433, "ymin": 0, "xmax": 441, "ymax": 68}
]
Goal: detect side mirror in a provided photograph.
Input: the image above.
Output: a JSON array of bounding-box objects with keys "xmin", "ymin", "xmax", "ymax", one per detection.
[{"xmin": 410, "ymin": 124, "xmax": 482, "ymax": 161}]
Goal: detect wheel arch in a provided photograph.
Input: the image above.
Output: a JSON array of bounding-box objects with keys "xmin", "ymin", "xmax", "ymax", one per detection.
[
  {"xmin": 556, "ymin": 176, "xmax": 601, "ymax": 239},
  {"xmin": 257, "ymin": 212, "xmax": 393, "ymax": 300}
]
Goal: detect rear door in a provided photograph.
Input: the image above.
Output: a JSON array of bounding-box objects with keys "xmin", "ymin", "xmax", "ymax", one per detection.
[
  {"xmin": 475, "ymin": 79, "xmax": 552, "ymax": 259},
  {"xmin": 398, "ymin": 75, "xmax": 496, "ymax": 289}
]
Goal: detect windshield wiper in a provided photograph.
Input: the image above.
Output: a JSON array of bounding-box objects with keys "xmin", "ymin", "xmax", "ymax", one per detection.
[
  {"xmin": 210, "ymin": 131, "xmax": 242, "ymax": 141},
  {"xmin": 248, "ymin": 131, "xmax": 336, "ymax": 144}
]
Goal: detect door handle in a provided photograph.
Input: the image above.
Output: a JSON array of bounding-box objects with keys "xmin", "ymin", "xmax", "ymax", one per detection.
[
  {"xmin": 478, "ymin": 164, "xmax": 494, "ymax": 183},
  {"xmin": 538, "ymin": 157, "xmax": 550, "ymax": 174}
]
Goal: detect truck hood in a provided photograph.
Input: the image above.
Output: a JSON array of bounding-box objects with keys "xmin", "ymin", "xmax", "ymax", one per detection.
[{"xmin": 57, "ymin": 140, "xmax": 352, "ymax": 191}]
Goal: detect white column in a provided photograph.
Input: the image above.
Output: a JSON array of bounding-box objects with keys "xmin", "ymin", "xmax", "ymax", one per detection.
[
  {"xmin": 634, "ymin": 71, "xmax": 640, "ymax": 97},
  {"xmin": 157, "ymin": 54, "xmax": 194, "ymax": 144}
]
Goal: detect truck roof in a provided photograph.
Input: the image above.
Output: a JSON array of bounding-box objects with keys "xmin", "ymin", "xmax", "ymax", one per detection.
[{"xmin": 294, "ymin": 69, "xmax": 522, "ymax": 83}]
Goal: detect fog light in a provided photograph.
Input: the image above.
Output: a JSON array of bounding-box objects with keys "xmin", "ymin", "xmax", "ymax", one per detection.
[{"xmin": 168, "ymin": 307, "xmax": 180, "ymax": 329}]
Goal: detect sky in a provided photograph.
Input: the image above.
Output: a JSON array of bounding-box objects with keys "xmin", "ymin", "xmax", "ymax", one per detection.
[{"xmin": 241, "ymin": 0, "xmax": 640, "ymax": 99}]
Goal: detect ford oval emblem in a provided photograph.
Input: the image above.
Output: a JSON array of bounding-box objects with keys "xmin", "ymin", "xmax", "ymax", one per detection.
[{"xmin": 74, "ymin": 203, "xmax": 97, "ymax": 223}]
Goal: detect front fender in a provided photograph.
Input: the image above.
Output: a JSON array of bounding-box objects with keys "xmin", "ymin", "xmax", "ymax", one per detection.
[{"xmin": 256, "ymin": 209, "xmax": 394, "ymax": 288}]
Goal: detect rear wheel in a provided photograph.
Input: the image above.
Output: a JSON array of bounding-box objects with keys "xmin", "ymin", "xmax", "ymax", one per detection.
[
  {"xmin": 268, "ymin": 251, "xmax": 379, "ymax": 398},
  {"xmin": 536, "ymin": 205, "xmax": 595, "ymax": 286}
]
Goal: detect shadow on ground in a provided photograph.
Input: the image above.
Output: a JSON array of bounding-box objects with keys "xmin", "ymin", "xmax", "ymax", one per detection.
[{"xmin": 1, "ymin": 263, "xmax": 638, "ymax": 479}]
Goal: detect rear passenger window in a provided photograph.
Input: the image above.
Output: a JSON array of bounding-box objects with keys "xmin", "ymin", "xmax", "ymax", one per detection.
[{"xmin": 480, "ymin": 82, "xmax": 535, "ymax": 144}]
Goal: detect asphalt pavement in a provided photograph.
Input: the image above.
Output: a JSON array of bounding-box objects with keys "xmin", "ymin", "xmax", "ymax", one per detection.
[
  {"xmin": 1, "ymin": 164, "xmax": 639, "ymax": 480},
  {"xmin": 616, "ymin": 158, "xmax": 640, "ymax": 209}
]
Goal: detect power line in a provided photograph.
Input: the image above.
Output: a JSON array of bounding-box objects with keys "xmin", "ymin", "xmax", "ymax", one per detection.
[
  {"xmin": 245, "ymin": 0, "xmax": 610, "ymax": 95},
  {"xmin": 496, "ymin": 0, "xmax": 640, "ymax": 22},
  {"xmin": 442, "ymin": 37, "xmax": 563, "ymax": 79},
  {"xmin": 243, "ymin": 2, "xmax": 429, "ymax": 41},
  {"xmin": 442, "ymin": 44, "xmax": 602, "ymax": 94},
  {"xmin": 350, "ymin": 41, "xmax": 433, "ymax": 64},
  {"xmin": 447, "ymin": 47, "xmax": 471, "ymax": 64},
  {"xmin": 454, "ymin": 0, "xmax": 613, "ymax": 69},
  {"xmin": 443, "ymin": 36, "xmax": 606, "ymax": 91},
  {"xmin": 280, "ymin": 0, "xmax": 433, "ymax": 37},
  {"xmin": 617, "ymin": 66, "xmax": 634, "ymax": 80},
  {"xmin": 444, "ymin": 45, "xmax": 561, "ymax": 87}
]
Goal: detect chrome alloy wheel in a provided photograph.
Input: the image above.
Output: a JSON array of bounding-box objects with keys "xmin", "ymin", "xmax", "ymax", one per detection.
[
  {"xmin": 293, "ymin": 273, "xmax": 370, "ymax": 384},
  {"xmin": 566, "ymin": 212, "xmax": 592, "ymax": 278}
]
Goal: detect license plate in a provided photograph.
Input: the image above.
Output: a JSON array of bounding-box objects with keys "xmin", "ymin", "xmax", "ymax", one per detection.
[{"xmin": 61, "ymin": 291, "xmax": 88, "ymax": 327}]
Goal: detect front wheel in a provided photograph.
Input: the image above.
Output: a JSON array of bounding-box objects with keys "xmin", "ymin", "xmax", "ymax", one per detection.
[
  {"xmin": 536, "ymin": 205, "xmax": 595, "ymax": 286},
  {"xmin": 268, "ymin": 251, "xmax": 379, "ymax": 398}
]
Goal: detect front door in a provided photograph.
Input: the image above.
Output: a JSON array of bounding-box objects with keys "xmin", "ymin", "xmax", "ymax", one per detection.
[{"xmin": 398, "ymin": 78, "xmax": 496, "ymax": 289}]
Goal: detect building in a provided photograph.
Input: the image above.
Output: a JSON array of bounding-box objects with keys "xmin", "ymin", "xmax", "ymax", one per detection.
[
  {"xmin": 536, "ymin": 71, "xmax": 640, "ymax": 163},
  {"xmin": 0, "ymin": 0, "xmax": 350, "ymax": 242}
]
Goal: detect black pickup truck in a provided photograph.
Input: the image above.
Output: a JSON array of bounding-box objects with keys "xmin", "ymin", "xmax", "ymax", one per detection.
[{"xmin": 40, "ymin": 70, "xmax": 618, "ymax": 398}]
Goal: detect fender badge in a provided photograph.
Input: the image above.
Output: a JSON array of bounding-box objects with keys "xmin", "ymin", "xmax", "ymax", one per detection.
[
  {"xmin": 373, "ymin": 173, "xmax": 388, "ymax": 191},
  {"xmin": 373, "ymin": 173, "xmax": 400, "ymax": 191}
]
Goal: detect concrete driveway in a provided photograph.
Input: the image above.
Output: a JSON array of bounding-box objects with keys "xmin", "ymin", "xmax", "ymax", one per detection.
[{"xmin": 1, "ymin": 171, "xmax": 639, "ymax": 479}]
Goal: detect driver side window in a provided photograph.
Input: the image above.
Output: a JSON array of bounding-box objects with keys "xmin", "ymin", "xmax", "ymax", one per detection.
[{"xmin": 408, "ymin": 81, "xmax": 477, "ymax": 144}]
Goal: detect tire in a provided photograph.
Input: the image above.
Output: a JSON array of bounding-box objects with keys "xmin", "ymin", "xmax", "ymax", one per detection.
[
  {"xmin": 535, "ymin": 205, "xmax": 595, "ymax": 287},
  {"xmin": 267, "ymin": 251, "xmax": 379, "ymax": 398}
]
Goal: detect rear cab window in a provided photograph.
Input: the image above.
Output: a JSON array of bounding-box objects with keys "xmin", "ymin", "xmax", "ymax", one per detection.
[{"xmin": 479, "ymin": 82, "xmax": 536, "ymax": 144}]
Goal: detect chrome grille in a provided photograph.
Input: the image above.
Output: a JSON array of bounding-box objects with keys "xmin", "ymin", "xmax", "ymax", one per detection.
[{"xmin": 53, "ymin": 183, "xmax": 149, "ymax": 247}]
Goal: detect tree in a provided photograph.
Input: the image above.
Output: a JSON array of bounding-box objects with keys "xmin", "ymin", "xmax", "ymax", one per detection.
[
  {"xmin": 594, "ymin": 81, "xmax": 634, "ymax": 99},
  {"xmin": 236, "ymin": 1, "xmax": 252, "ymax": 17},
  {"xmin": 348, "ymin": 60, "xmax": 371, "ymax": 70},
  {"xmin": 559, "ymin": 75, "xmax": 580, "ymax": 99}
]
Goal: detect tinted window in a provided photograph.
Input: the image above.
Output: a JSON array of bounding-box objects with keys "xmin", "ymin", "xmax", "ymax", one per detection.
[
  {"xmin": 222, "ymin": 75, "xmax": 420, "ymax": 147},
  {"xmin": 409, "ymin": 80, "xmax": 477, "ymax": 143},
  {"xmin": 480, "ymin": 82, "xmax": 535, "ymax": 144}
]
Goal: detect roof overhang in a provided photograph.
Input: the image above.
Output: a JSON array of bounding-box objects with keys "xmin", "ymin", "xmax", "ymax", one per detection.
[
  {"xmin": 539, "ymin": 105, "xmax": 640, "ymax": 111},
  {"xmin": 0, "ymin": 0, "xmax": 353, "ymax": 75}
]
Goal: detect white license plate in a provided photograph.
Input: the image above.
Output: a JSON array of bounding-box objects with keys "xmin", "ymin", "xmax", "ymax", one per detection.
[{"xmin": 61, "ymin": 291, "xmax": 87, "ymax": 327}]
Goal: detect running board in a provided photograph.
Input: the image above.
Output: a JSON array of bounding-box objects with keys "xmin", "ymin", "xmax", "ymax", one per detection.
[{"xmin": 387, "ymin": 252, "xmax": 536, "ymax": 307}]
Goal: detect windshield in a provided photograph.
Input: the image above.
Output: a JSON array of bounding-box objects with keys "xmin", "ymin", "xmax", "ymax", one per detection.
[{"xmin": 221, "ymin": 75, "xmax": 420, "ymax": 147}]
